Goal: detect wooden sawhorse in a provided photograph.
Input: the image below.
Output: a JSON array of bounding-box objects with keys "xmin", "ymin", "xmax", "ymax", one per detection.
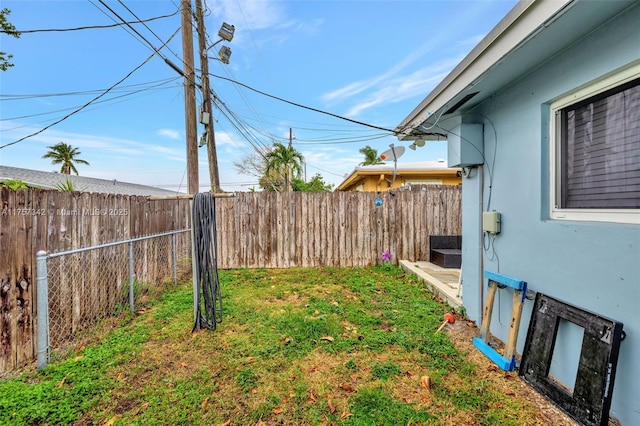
[{"xmin": 472, "ymin": 270, "xmax": 527, "ymax": 371}]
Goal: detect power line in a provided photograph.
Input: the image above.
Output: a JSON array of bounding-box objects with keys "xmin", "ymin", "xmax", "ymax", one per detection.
[
  {"xmin": 210, "ymin": 73, "xmax": 447, "ymax": 139},
  {"xmin": 209, "ymin": 73, "xmax": 399, "ymax": 135},
  {"xmin": 89, "ymin": 0, "xmax": 158, "ymax": 52},
  {"xmin": 0, "ymin": 28, "xmax": 181, "ymax": 150},
  {"xmin": 92, "ymin": 0, "xmax": 201, "ymax": 102},
  {"xmin": 0, "ymin": 77, "xmax": 180, "ymax": 101},
  {"xmin": 212, "ymin": 96, "xmax": 397, "ymax": 145},
  {"xmin": 305, "ymin": 162, "xmax": 346, "ymax": 178},
  {"xmin": 1, "ymin": 79, "xmax": 180, "ymax": 123},
  {"xmin": 1, "ymin": 10, "xmax": 180, "ymax": 34},
  {"xmin": 90, "ymin": 0, "xmax": 202, "ymax": 112},
  {"xmin": 212, "ymin": 97, "xmax": 270, "ymax": 156},
  {"xmin": 293, "ymin": 134, "xmax": 391, "ymax": 145},
  {"xmin": 116, "ymin": 0, "xmax": 184, "ymax": 65},
  {"xmin": 97, "ymin": 0, "xmax": 170, "ymax": 56}
]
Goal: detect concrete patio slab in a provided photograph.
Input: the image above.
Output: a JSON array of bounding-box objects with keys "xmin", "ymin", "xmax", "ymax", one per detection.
[{"xmin": 399, "ymin": 260, "xmax": 462, "ymax": 310}]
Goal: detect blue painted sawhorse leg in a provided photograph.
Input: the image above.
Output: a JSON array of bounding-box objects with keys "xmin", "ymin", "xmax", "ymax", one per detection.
[{"xmin": 472, "ymin": 270, "xmax": 527, "ymax": 371}]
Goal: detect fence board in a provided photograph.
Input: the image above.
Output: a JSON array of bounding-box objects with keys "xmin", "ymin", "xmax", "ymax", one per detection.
[{"xmin": 0, "ymin": 189, "xmax": 16, "ymax": 372}]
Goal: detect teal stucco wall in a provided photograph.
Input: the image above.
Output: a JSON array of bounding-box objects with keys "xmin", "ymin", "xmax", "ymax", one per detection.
[{"xmin": 456, "ymin": 5, "xmax": 640, "ymax": 424}]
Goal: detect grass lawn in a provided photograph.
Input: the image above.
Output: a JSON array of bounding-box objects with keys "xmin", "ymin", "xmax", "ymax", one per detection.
[{"xmin": 0, "ymin": 267, "xmax": 568, "ymax": 425}]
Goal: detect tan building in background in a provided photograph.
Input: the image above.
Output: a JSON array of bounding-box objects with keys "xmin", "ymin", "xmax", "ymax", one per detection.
[{"xmin": 335, "ymin": 160, "xmax": 461, "ymax": 192}]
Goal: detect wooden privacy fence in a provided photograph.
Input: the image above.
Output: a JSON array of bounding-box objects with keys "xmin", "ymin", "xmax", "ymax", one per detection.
[
  {"xmin": 0, "ymin": 186, "xmax": 460, "ymax": 373},
  {"xmin": 213, "ymin": 187, "xmax": 461, "ymax": 268}
]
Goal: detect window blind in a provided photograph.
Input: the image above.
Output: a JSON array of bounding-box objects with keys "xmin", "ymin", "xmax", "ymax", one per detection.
[{"xmin": 560, "ymin": 78, "xmax": 640, "ymax": 209}]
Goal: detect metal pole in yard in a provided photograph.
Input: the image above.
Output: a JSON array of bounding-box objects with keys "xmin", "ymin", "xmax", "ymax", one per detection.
[
  {"xmin": 128, "ymin": 242, "xmax": 135, "ymax": 314},
  {"xmin": 172, "ymin": 233, "xmax": 178, "ymax": 286},
  {"xmin": 36, "ymin": 250, "xmax": 49, "ymax": 369}
]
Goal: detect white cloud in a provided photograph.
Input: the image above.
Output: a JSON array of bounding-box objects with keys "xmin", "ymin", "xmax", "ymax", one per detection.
[
  {"xmin": 206, "ymin": 0, "xmax": 290, "ymax": 45},
  {"xmin": 457, "ymin": 33, "xmax": 486, "ymax": 48},
  {"xmin": 0, "ymin": 120, "xmax": 185, "ymax": 161},
  {"xmin": 157, "ymin": 128, "xmax": 180, "ymax": 140},
  {"xmin": 208, "ymin": 0, "xmax": 286, "ymax": 29},
  {"xmin": 345, "ymin": 59, "xmax": 459, "ymax": 117},
  {"xmin": 214, "ymin": 130, "xmax": 246, "ymax": 148}
]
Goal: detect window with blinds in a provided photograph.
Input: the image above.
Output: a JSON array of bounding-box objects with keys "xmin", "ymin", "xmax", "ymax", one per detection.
[
  {"xmin": 558, "ymin": 78, "xmax": 640, "ymax": 209},
  {"xmin": 550, "ymin": 64, "xmax": 640, "ymax": 224}
]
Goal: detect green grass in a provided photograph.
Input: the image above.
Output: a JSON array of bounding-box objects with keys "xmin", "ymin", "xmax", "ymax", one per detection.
[
  {"xmin": 0, "ymin": 320, "xmax": 149, "ymax": 425},
  {"xmin": 344, "ymin": 387, "xmax": 435, "ymax": 425},
  {"xmin": 0, "ymin": 266, "xmax": 551, "ymax": 425}
]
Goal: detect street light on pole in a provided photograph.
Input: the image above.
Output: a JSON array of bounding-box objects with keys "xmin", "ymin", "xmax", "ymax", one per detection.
[{"xmin": 195, "ymin": 0, "xmax": 234, "ymax": 193}]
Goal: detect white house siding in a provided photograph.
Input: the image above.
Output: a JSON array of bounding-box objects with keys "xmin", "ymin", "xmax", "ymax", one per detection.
[{"xmin": 459, "ymin": 5, "xmax": 640, "ymax": 424}]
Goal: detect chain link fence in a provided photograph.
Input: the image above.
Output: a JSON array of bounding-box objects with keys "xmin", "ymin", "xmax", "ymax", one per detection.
[{"xmin": 36, "ymin": 230, "xmax": 192, "ymax": 368}]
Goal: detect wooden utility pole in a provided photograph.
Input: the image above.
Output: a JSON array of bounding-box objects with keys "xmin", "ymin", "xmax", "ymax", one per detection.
[
  {"xmin": 195, "ymin": 0, "xmax": 220, "ymax": 193},
  {"xmin": 181, "ymin": 0, "xmax": 198, "ymax": 194}
]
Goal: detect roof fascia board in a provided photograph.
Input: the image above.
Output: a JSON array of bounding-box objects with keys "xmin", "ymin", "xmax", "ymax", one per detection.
[
  {"xmin": 335, "ymin": 170, "xmax": 360, "ymax": 191},
  {"xmin": 354, "ymin": 169, "xmax": 458, "ymax": 176},
  {"xmin": 396, "ymin": 0, "xmax": 574, "ymax": 136},
  {"xmin": 335, "ymin": 167, "xmax": 459, "ymax": 191}
]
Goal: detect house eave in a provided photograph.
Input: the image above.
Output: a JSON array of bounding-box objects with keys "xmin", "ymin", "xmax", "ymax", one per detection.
[
  {"xmin": 395, "ymin": 0, "xmax": 579, "ymax": 138},
  {"xmin": 335, "ymin": 163, "xmax": 461, "ymax": 191},
  {"xmin": 397, "ymin": 0, "xmax": 639, "ymax": 139}
]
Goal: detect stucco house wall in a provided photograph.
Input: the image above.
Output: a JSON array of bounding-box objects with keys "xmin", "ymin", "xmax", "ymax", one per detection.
[
  {"xmin": 457, "ymin": 6, "xmax": 639, "ymax": 424},
  {"xmin": 396, "ymin": 0, "xmax": 640, "ymax": 425}
]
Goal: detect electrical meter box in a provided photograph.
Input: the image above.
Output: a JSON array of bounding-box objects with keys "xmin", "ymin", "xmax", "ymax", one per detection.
[
  {"xmin": 447, "ymin": 123, "xmax": 484, "ymax": 167},
  {"xmin": 483, "ymin": 211, "xmax": 501, "ymax": 234}
]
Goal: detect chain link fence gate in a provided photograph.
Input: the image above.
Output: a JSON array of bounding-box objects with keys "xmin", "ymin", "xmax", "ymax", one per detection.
[{"xmin": 36, "ymin": 229, "xmax": 192, "ymax": 369}]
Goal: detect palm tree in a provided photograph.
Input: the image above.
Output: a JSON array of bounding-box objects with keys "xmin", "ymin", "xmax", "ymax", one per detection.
[
  {"xmin": 359, "ymin": 145, "xmax": 384, "ymax": 166},
  {"xmin": 42, "ymin": 142, "xmax": 90, "ymax": 175},
  {"xmin": 263, "ymin": 142, "xmax": 304, "ymax": 192}
]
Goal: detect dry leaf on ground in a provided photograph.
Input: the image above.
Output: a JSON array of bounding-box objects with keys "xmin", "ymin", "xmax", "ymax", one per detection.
[{"xmin": 420, "ymin": 375, "xmax": 432, "ymax": 391}]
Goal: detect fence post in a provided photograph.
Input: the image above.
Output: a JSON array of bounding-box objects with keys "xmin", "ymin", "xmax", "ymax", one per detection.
[
  {"xmin": 128, "ymin": 242, "xmax": 134, "ymax": 314},
  {"xmin": 172, "ymin": 233, "xmax": 177, "ymax": 286},
  {"xmin": 36, "ymin": 250, "xmax": 49, "ymax": 370}
]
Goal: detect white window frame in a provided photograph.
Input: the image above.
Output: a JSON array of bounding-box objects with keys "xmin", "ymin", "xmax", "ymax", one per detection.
[{"xmin": 549, "ymin": 62, "xmax": 640, "ymax": 225}]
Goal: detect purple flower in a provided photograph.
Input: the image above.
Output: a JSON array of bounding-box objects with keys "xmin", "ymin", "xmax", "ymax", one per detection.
[{"xmin": 381, "ymin": 250, "xmax": 392, "ymax": 262}]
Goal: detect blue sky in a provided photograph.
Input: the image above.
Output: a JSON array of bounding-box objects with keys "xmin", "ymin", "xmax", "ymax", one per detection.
[{"xmin": 0, "ymin": 0, "xmax": 517, "ymax": 193}]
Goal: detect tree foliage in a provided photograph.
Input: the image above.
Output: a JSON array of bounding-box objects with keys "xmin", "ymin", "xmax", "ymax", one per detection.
[
  {"xmin": 234, "ymin": 145, "xmax": 334, "ymax": 192},
  {"xmin": 259, "ymin": 167, "xmax": 287, "ymax": 192},
  {"xmin": 1, "ymin": 179, "xmax": 28, "ymax": 190},
  {"xmin": 1, "ymin": 9, "xmax": 20, "ymax": 71},
  {"xmin": 292, "ymin": 173, "xmax": 334, "ymax": 192},
  {"xmin": 232, "ymin": 149, "xmax": 268, "ymax": 179},
  {"xmin": 358, "ymin": 145, "xmax": 384, "ymax": 166},
  {"xmin": 55, "ymin": 178, "xmax": 76, "ymax": 192},
  {"xmin": 42, "ymin": 142, "xmax": 90, "ymax": 175},
  {"xmin": 263, "ymin": 142, "xmax": 304, "ymax": 192}
]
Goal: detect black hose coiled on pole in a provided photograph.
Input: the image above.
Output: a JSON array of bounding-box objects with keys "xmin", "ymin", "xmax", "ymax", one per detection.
[{"xmin": 192, "ymin": 192, "xmax": 222, "ymax": 331}]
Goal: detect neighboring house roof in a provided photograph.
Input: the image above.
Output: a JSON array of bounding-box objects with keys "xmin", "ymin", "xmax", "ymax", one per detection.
[
  {"xmin": 395, "ymin": 0, "xmax": 637, "ymax": 138},
  {"xmin": 335, "ymin": 160, "xmax": 460, "ymax": 191},
  {"xmin": 0, "ymin": 165, "xmax": 179, "ymax": 197}
]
